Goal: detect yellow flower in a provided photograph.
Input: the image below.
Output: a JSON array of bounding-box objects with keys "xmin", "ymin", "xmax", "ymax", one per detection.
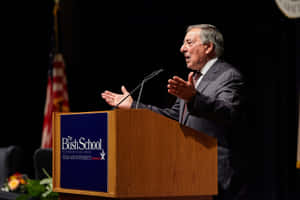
[{"xmin": 8, "ymin": 179, "xmax": 20, "ymax": 191}]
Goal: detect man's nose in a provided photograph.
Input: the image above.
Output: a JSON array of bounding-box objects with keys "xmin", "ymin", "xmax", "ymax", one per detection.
[{"xmin": 180, "ymin": 44, "xmax": 186, "ymax": 53}]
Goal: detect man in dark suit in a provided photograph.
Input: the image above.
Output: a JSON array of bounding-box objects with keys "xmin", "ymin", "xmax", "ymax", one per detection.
[{"xmin": 101, "ymin": 24, "xmax": 247, "ymax": 200}]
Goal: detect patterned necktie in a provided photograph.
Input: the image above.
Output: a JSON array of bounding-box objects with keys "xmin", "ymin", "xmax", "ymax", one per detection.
[{"xmin": 193, "ymin": 71, "xmax": 202, "ymax": 85}]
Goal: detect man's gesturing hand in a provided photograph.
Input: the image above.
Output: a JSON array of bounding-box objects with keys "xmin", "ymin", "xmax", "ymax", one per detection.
[
  {"xmin": 167, "ymin": 72, "xmax": 196, "ymax": 101},
  {"xmin": 101, "ymin": 86, "xmax": 133, "ymax": 109}
]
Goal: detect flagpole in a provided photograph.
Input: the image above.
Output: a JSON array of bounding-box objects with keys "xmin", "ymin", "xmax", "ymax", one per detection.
[{"xmin": 53, "ymin": 0, "xmax": 60, "ymax": 53}]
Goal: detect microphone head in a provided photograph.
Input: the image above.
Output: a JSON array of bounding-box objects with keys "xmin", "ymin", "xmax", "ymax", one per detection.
[
  {"xmin": 157, "ymin": 68, "xmax": 164, "ymax": 73},
  {"xmin": 144, "ymin": 68, "xmax": 165, "ymax": 80},
  {"xmin": 154, "ymin": 68, "xmax": 165, "ymax": 75}
]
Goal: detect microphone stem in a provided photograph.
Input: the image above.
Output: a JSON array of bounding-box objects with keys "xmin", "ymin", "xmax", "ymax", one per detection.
[{"xmin": 135, "ymin": 80, "xmax": 145, "ymax": 109}]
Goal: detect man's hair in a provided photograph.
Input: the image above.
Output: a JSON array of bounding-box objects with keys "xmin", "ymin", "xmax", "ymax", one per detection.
[{"xmin": 187, "ymin": 24, "xmax": 224, "ymax": 57}]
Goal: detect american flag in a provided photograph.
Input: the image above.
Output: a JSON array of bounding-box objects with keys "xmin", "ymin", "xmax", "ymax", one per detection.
[{"xmin": 41, "ymin": 53, "xmax": 70, "ymax": 148}]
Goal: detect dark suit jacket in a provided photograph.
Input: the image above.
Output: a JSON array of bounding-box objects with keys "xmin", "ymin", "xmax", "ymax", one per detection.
[{"xmin": 131, "ymin": 59, "xmax": 246, "ymax": 191}]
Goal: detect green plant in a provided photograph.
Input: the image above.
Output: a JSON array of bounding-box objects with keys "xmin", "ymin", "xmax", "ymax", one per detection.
[{"xmin": 16, "ymin": 169, "xmax": 58, "ymax": 200}]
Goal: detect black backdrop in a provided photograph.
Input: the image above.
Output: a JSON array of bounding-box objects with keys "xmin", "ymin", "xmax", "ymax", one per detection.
[{"xmin": 0, "ymin": 0, "xmax": 299, "ymax": 200}]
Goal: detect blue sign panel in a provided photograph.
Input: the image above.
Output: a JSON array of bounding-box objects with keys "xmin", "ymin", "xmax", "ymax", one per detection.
[{"xmin": 60, "ymin": 113, "xmax": 108, "ymax": 192}]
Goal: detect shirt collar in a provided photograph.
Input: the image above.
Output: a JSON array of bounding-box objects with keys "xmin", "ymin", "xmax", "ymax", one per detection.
[{"xmin": 200, "ymin": 57, "xmax": 218, "ymax": 76}]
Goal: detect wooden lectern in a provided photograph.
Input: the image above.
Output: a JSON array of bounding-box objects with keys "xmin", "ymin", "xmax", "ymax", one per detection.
[{"xmin": 53, "ymin": 109, "xmax": 217, "ymax": 200}]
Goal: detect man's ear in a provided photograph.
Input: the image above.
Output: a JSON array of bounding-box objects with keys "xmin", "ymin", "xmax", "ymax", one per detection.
[{"xmin": 205, "ymin": 42, "xmax": 215, "ymax": 55}]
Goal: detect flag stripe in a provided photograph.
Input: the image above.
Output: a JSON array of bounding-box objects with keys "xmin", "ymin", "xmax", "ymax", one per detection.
[{"xmin": 41, "ymin": 53, "xmax": 70, "ymax": 148}]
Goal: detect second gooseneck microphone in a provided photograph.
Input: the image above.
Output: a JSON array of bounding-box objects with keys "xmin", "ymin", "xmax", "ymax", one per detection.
[{"xmin": 113, "ymin": 69, "xmax": 164, "ymax": 109}]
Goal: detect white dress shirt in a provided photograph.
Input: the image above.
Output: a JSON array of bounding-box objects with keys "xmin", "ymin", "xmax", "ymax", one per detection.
[{"xmin": 195, "ymin": 57, "xmax": 218, "ymax": 88}]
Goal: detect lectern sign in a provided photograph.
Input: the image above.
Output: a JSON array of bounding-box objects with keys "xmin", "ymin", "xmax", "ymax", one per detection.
[{"xmin": 60, "ymin": 113, "xmax": 108, "ymax": 192}]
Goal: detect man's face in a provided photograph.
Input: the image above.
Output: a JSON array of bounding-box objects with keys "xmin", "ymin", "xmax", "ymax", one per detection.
[{"xmin": 180, "ymin": 28, "xmax": 208, "ymax": 70}]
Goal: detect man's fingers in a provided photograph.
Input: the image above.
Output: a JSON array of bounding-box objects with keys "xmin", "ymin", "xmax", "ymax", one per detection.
[
  {"xmin": 168, "ymin": 76, "xmax": 188, "ymax": 90},
  {"xmin": 188, "ymin": 72, "xmax": 194, "ymax": 84},
  {"xmin": 167, "ymin": 73, "xmax": 196, "ymax": 101},
  {"xmin": 101, "ymin": 91, "xmax": 116, "ymax": 99},
  {"xmin": 168, "ymin": 88, "xmax": 183, "ymax": 97},
  {"xmin": 101, "ymin": 93, "xmax": 114, "ymax": 105},
  {"xmin": 103, "ymin": 96, "xmax": 115, "ymax": 106},
  {"xmin": 167, "ymin": 83, "xmax": 185, "ymax": 94},
  {"xmin": 121, "ymin": 85, "xmax": 129, "ymax": 94},
  {"xmin": 167, "ymin": 88, "xmax": 177, "ymax": 96},
  {"xmin": 172, "ymin": 76, "xmax": 186, "ymax": 84},
  {"xmin": 168, "ymin": 79, "xmax": 184, "ymax": 87},
  {"xmin": 101, "ymin": 86, "xmax": 133, "ymax": 109}
]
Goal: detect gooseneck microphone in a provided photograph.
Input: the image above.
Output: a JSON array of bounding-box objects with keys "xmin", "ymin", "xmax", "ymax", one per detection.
[{"xmin": 113, "ymin": 69, "xmax": 164, "ymax": 109}]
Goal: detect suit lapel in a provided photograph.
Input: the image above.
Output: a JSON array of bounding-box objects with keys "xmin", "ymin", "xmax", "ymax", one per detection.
[
  {"xmin": 196, "ymin": 60, "xmax": 221, "ymax": 92},
  {"xmin": 181, "ymin": 60, "xmax": 222, "ymax": 125}
]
